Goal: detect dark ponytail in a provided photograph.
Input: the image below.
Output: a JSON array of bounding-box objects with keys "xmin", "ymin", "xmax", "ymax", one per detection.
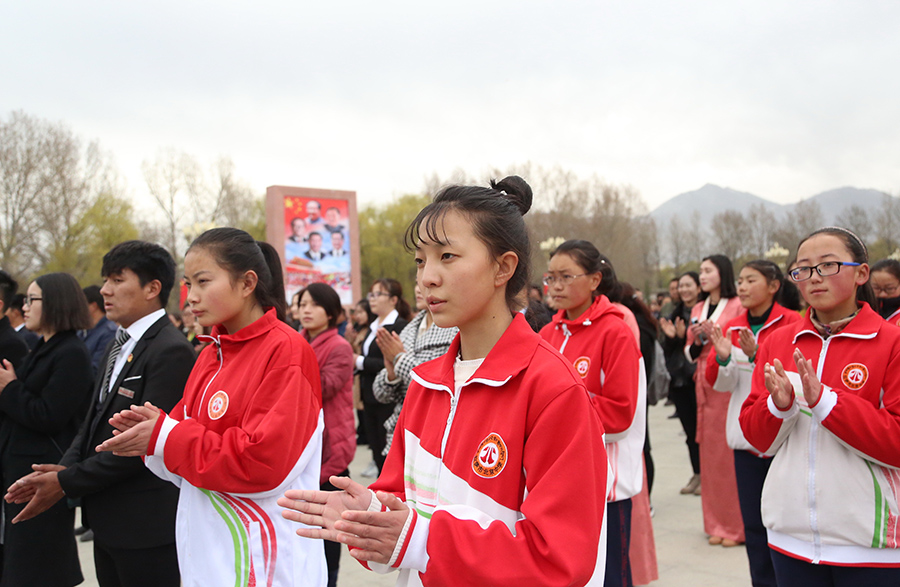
[
  {"xmin": 742, "ymin": 259, "xmax": 801, "ymax": 311},
  {"xmin": 405, "ymin": 175, "xmax": 533, "ymax": 313},
  {"xmin": 189, "ymin": 227, "xmax": 288, "ymax": 324}
]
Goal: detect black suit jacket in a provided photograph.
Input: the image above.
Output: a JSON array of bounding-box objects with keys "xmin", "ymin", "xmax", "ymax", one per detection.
[
  {"xmin": 58, "ymin": 314, "xmax": 195, "ymax": 549},
  {"xmin": 358, "ymin": 318, "xmax": 408, "ymax": 404},
  {"xmin": 0, "ymin": 316, "xmax": 28, "ymax": 370},
  {"xmin": 0, "ymin": 330, "xmax": 93, "ymax": 584}
]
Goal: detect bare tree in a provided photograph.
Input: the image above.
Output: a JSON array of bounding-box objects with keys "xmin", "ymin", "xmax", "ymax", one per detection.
[
  {"xmin": 143, "ymin": 150, "xmax": 262, "ymax": 260},
  {"xmin": 0, "ymin": 111, "xmax": 119, "ymax": 279},
  {"xmin": 874, "ymin": 194, "xmax": 900, "ymax": 253},
  {"xmin": 840, "ymin": 204, "xmax": 872, "ymax": 243},
  {"xmin": 664, "ymin": 215, "xmax": 681, "ymax": 269},
  {"xmin": 710, "ymin": 210, "xmax": 752, "ymax": 261},
  {"xmin": 745, "ymin": 204, "xmax": 777, "ymax": 257},
  {"xmin": 684, "ymin": 210, "xmax": 706, "ymax": 263}
]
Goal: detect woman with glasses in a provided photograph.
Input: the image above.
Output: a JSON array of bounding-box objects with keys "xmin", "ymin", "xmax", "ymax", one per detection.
[
  {"xmin": 740, "ymin": 227, "xmax": 900, "ymax": 586},
  {"xmin": 0, "ymin": 273, "xmax": 93, "ymax": 586},
  {"xmin": 870, "ymin": 259, "xmax": 900, "ymax": 326},
  {"xmin": 705, "ymin": 260, "xmax": 801, "ymax": 586},
  {"xmin": 686, "ymin": 254, "xmax": 744, "ymax": 548},
  {"xmin": 540, "ymin": 240, "xmax": 644, "ymax": 587},
  {"xmin": 355, "ymin": 279, "xmax": 410, "ymax": 474}
]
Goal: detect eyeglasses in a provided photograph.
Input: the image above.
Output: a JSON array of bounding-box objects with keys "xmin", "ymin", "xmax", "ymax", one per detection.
[
  {"xmin": 789, "ymin": 261, "xmax": 861, "ymax": 282},
  {"xmin": 25, "ymin": 295, "xmax": 42, "ymax": 305},
  {"xmin": 873, "ymin": 283, "xmax": 900, "ymax": 296},
  {"xmin": 542, "ymin": 273, "xmax": 587, "ymax": 286},
  {"xmin": 366, "ymin": 292, "xmax": 390, "ymax": 300}
]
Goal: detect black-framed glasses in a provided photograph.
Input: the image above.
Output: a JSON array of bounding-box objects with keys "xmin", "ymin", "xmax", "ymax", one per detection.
[
  {"xmin": 789, "ymin": 261, "xmax": 861, "ymax": 282},
  {"xmin": 25, "ymin": 295, "xmax": 42, "ymax": 305},
  {"xmin": 873, "ymin": 283, "xmax": 900, "ymax": 296},
  {"xmin": 542, "ymin": 273, "xmax": 587, "ymax": 286},
  {"xmin": 366, "ymin": 292, "xmax": 390, "ymax": 300}
]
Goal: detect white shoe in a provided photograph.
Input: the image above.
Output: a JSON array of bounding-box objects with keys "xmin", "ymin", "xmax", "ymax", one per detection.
[{"xmin": 361, "ymin": 461, "xmax": 378, "ymax": 478}]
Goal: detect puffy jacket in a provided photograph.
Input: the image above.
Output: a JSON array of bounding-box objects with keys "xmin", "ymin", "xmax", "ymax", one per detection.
[{"xmin": 303, "ymin": 327, "xmax": 356, "ymax": 483}]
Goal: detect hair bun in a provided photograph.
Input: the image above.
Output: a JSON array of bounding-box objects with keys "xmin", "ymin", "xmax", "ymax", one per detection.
[{"xmin": 490, "ymin": 176, "xmax": 532, "ymax": 216}]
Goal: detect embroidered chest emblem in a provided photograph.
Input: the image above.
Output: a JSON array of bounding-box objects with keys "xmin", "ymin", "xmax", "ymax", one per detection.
[
  {"xmin": 473, "ymin": 433, "xmax": 507, "ymax": 478},
  {"xmin": 208, "ymin": 390, "xmax": 230, "ymax": 420},
  {"xmin": 841, "ymin": 363, "xmax": 868, "ymax": 390},
  {"xmin": 573, "ymin": 356, "xmax": 591, "ymax": 378}
]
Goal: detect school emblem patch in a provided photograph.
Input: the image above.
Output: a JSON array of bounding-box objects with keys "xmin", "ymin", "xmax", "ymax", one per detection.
[
  {"xmin": 841, "ymin": 363, "xmax": 868, "ymax": 390},
  {"xmin": 473, "ymin": 433, "xmax": 507, "ymax": 478},
  {"xmin": 573, "ymin": 356, "xmax": 591, "ymax": 378},
  {"xmin": 208, "ymin": 390, "xmax": 229, "ymax": 420}
]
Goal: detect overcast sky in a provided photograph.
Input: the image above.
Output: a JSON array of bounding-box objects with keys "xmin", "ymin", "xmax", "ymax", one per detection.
[{"xmin": 3, "ymin": 1, "xmax": 899, "ymax": 215}]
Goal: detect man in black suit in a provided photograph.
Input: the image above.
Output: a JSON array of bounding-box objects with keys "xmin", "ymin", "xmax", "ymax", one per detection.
[
  {"xmin": 4, "ymin": 241, "xmax": 195, "ymax": 587},
  {"xmin": 0, "ymin": 272, "xmax": 28, "ymax": 370},
  {"xmin": 5, "ymin": 294, "xmax": 40, "ymax": 350}
]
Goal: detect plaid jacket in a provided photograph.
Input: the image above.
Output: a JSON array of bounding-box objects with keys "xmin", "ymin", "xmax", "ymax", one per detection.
[{"xmin": 372, "ymin": 310, "xmax": 457, "ymax": 454}]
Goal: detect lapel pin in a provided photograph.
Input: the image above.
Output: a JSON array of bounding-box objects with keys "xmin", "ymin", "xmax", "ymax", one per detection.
[{"xmin": 127, "ymin": 354, "xmax": 133, "ymax": 363}]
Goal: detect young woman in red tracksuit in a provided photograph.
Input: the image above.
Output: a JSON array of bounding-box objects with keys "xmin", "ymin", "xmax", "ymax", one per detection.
[
  {"xmin": 705, "ymin": 260, "xmax": 801, "ymax": 587},
  {"xmin": 539, "ymin": 239, "xmax": 645, "ymax": 587},
  {"xmin": 280, "ymin": 176, "xmax": 609, "ymax": 587},
  {"xmin": 297, "ymin": 282, "xmax": 356, "ymax": 587},
  {"xmin": 740, "ymin": 227, "xmax": 900, "ymax": 587},
  {"xmin": 98, "ymin": 228, "xmax": 326, "ymax": 587}
]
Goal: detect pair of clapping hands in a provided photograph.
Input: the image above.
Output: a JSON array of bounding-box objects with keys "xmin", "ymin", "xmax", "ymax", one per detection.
[{"xmin": 3, "ymin": 403, "xmax": 162, "ymax": 525}]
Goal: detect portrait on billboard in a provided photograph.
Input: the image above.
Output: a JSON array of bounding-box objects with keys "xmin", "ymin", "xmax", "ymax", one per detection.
[{"xmin": 266, "ymin": 186, "xmax": 359, "ymax": 307}]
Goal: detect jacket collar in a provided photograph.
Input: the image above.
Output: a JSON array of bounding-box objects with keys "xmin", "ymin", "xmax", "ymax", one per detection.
[
  {"xmin": 793, "ymin": 303, "xmax": 882, "ymax": 343},
  {"xmin": 728, "ymin": 302, "xmax": 792, "ymax": 332},
  {"xmin": 203, "ymin": 308, "xmax": 280, "ymax": 347},
  {"xmin": 302, "ymin": 326, "xmax": 339, "ymax": 350},
  {"xmin": 413, "ymin": 313, "xmax": 538, "ymax": 392},
  {"xmin": 549, "ymin": 294, "xmax": 623, "ymax": 331}
]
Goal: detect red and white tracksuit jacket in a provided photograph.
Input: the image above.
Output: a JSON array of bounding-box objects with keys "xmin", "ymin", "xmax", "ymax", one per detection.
[
  {"xmin": 739, "ymin": 304, "xmax": 900, "ymax": 566},
  {"xmin": 365, "ymin": 313, "xmax": 608, "ymax": 586},
  {"xmin": 540, "ymin": 295, "xmax": 646, "ymax": 502},
  {"xmin": 705, "ymin": 303, "xmax": 802, "ymax": 452},
  {"xmin": 146, "ymin": 310, "xmax": 326, "ymax": 586}
]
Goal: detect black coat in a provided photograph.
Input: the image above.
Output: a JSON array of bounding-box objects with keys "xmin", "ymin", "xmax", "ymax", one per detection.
[
  {"xmin": 58, "ymin": 314, "xmax": 195, "ymax": 550},
  {"xmin": 0, "ymin": 317, "xmax": 28, "ymax": 370},
  {"xmin": 0, "ymin": 330, "xmax": 93, "ymax": 587},
  {"xmin": 358, "ymin": 317, "xmax": 408, "ymax": 404}
]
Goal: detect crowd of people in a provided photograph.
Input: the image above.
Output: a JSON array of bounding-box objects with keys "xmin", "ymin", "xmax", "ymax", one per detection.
[{"xmin": 0, "ymin": 178, "xmax": 897, "ymax": 587}]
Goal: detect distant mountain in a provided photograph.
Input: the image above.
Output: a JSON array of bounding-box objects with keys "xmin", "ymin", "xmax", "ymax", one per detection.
[{"xmin": 649, "ymin": 184, "xmax": 888, "ymax": 231}]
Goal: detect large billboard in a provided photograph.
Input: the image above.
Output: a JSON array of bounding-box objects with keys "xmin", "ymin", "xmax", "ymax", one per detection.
[{"xmin": 266, "ymin": 186, "xmax": 360, "ymax": 306}]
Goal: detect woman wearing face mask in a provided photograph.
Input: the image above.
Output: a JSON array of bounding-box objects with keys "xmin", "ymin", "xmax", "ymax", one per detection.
[
  {"xmin": 870, "ymin": 259, "xmax": 900, "ymax": 326},
  {"xmin": 687, "ymin": 255, "xmax": 744, "ymax": 547},
  {"xmin": 660, "ymin": 272, "xmax": 702, "ymax": 495}
]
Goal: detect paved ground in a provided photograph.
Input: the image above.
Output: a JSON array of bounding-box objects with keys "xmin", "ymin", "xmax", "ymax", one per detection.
[{"xmin": 77, "ymin": 402, "xmax": 753, "ymax": 586}]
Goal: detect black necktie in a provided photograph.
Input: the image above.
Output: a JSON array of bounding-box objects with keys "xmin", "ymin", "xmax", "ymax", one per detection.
[{"xmin": 99, "ymin": 328, "xmax": 131, "ymax": 404}]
